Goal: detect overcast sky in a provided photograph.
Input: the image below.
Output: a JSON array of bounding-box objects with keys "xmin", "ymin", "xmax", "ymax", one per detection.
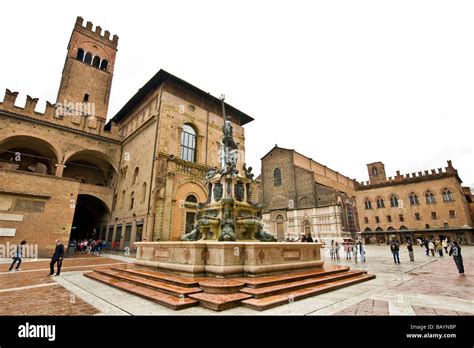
[{"xmin": 1, "ymin": 0, "xmax": 473, "ymax": 187}]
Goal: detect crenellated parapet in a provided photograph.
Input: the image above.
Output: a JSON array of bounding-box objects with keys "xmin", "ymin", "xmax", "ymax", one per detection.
[
  {"xmin": 0, "ymin": 89, "xmax": 122, "ymax": 140},
  {"xmin": 355, "ymin": 160, "xmax": 460, "ymax": 190},
  {"xmin": 74, "ymin": 16, "xmax": 118, "ymax": 48}
]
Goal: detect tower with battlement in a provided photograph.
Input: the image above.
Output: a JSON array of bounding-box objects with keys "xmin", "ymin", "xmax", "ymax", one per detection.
[{"xmin": 56, "ymin": 16, "xmax": 119, "ymax": 122}]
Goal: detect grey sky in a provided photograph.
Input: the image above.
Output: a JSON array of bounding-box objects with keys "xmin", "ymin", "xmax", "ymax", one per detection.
[{"xmin": 1, "ymin": 0, "xmax": 473, "ymax": 187}]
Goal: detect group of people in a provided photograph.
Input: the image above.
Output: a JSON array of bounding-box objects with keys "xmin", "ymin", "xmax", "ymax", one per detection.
[
  {"xmin": 390, "ymin": 237, "xmax": 465, "ymax": 274},
  {"xmin": 329, "ymin": 240, "xmax": 366, "ymax": 263},
  {"xmin": 8, "ymin": 239, "xmax": 65, "ymax": 276},
  {"xmin": 420, "ymin": 238, "xmax": 447, "ymax": 257},
  {"xmin": 279, "ymin": 236, "xmax": 320, "ymax": 243},
  {"xmin": 70, "ymin": 239, "xmax": 106, "ymax": 254}
]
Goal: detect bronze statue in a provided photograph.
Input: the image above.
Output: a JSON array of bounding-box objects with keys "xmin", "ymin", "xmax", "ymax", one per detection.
[
  {"xmin": 181, "ymin": 223, "xmax": 202, "ymax": 241},
  {"xmin": 219, "ymin": 207, "xmax": 236, "ymax": 241},
  {"xmin": 255, "ymin": 224, "xmax": 277, "ymax": 242},
  {"xmin": 243, "ymin": 163, "xmax": 254, "ymax": 180},
  {"xmin": 222, "ymin": 116, "xmax": 238, "ymax": 151}
]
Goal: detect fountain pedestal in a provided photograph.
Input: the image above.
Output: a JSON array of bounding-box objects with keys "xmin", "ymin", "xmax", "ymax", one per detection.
[{"xmin": 135, "ymin": 241, "xmax": 323, "ymax": 277}]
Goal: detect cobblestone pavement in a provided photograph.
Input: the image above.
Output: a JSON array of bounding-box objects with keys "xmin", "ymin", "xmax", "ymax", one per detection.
[{"xmin": 0, "ymin": 246, "xmax": 472, "ymax": 315}]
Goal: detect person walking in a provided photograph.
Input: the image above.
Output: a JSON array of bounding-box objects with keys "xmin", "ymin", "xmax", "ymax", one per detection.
[
  {"xmin": 390, "ymin": 239, "xmax": 401, "ymax": 264},
  {"xmin": 428, "ymin": 240, "xmax": 435, "ymax": 257},
  {"xmin": 442, "ymin": 239, "xmax": 448, "ymax": 254},
  {"xmin": 359, "ymin": 241, "xmax": 366, "ymax": 262},
  {"xmin": 335, "ymin": 242, "xmax": 340, "ymax": 261},
  {"xmin": 407, "ymin": 239, "xmax": 414, "ymax": 262},
  {"xmin": 449, "ymin": 241, "xmax": 464, "ymax": 275},
  {"xmin": 330, "ymin": 240, "xmax": 335, "ymax": 260},
  {"xmin": 49, "ymin": 239, "xmax": 65, "ymax": 277},
  {"xmin": 436, "ymin": 239, "xmax": 443, "ymax": 257},
  {"xmin": 345, "ymin": 242, "xmax": 352, "ymax": 260},
  {"xmin": 8, "ymin": 240, "xmax": 27, "ymax": 272},
  {"xmin": 352, "ymin": 242, "xmax": 359, "ymax": 263},
  {"xmin": 423, "ymin": 239, "xmax": 429, "ymax": 256}
]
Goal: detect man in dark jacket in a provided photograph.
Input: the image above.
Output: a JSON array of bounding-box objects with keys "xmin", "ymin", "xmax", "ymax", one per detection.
[
  {"xmin": 449, "ymin": 241, "xmax": 464, "ymax": 274},
  {"xmin": 49, "ymin": 239, "xmax": 65, "ymax": 276},
  {"xmin": 8, "ymin": 240, "xmax": 27, "ymax": 272},
  {"xmin": 390, "ymin": 239, "xmax": 401, "ymax": 264}
]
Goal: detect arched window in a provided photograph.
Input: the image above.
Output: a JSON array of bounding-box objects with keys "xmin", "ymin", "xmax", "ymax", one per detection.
[
  {"xmin": 92, "ymin": 56, "xmax": 101, "ymax": 68},
  {"xmin": 376, "ymin": 197, "xmax": 385, "ymax": 208},
  {"xmin": 141, "ymin": 182, "xmax": 147, "ymax": 203},
  {"xmin": 372, "ymin": 167, "xmax": 378, "ymax": 176},
  {"xmin": 299, "ymin": 197, "xmax": 310, "ymax": 207},
  {"xmin": 364, "ymin": 198, "xmax": 372, "ymax": 210},
  {"xmin": 431, "ymin": 212, "xmax": 438, "ymax": 220},
  {"xmin": 442, "ymin": 188, "xmax": 454, "ymax": 202},
  {"xmin": 181, "ymin": 124, "xmax": 196, "ymax": 162},
  {"xmin": 100, "ymin": 59, "xmax": 108, "ymax": 71},
  {"xmin": 274, "ymin": 168, "xmax": 282, "ymax": 186},
  {"xmin": 121, "ymin": 190, "xmax": 125, "ymax": 208},
  {"xmin": 130, "ymin": 191, "xmax": 135, "ymax": 210},
  {"xmin": 76, "ymin": 48, "xmax": 84, "ymax": 61},
  {"xmin": 409, "ymin": 192, "xmax": 419, "ymax": 205},
  {"xmin": 389, "ymin": 194, "xmax": 399, "ymax": 207},
  {"xmin": 387, "ymin": 227, "xmax": 395, "ymax": 231},
  {"xmin": 375, "ymin": 227, "xmax": 383, "ymax": 232},
  {"xmin": 449, "ymin": 210, "xmax": 456, "ymax": 218},
  {"xmin": 425, "ymin": 190, "xmax": 436, "ymax": 204},
  {"xmin": 364, "ymin": 217, "xmax": 369, "ymax": 224},
  {"xmin": 399, "ymin": 226, "xmax": 408, "ymax": 230},
  {"xmin": 186, "ymin": 195, "xmax": 198, "ymax": 203},
  {"xmin": 364, "ymin": 227, "xmax": 372, "ymax": 232},
  {"xmin": 415, "ymin": 213, "xmax": 421, "ymax": 221},
  {"xmin": 84, "ymin": 52, "xmax": 92, "ymax": 65},
  {"xmin": 133, "ymin": 167, "xmax": 139, "ymax": 184}
]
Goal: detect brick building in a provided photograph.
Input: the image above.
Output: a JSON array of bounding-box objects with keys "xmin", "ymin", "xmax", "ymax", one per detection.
[
  {"xmin": 357, "ymin": 161, "xmax": 474, "ymax": 245},
  {"xmin": 0, "ymin": 17, "xmax": 252, "ymax": 256},
  {"xmin": 259, "ymin": 146, "xmax": 358, "ymax": 243},
  {"xmin": 258, "ymin": 148, "xmax": 474, "ymax": 244}
]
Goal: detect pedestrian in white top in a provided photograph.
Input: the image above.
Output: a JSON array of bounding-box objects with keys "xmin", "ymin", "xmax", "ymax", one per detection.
[
  {"xmin": 359, "ymin": 242, "xmax": 366, "ymax": 262},
  {"xmin": 442, "ymin": 239, "xmax": 448, "ymax": 253},
  {"xmin": 428, "ymin": 240, "xmax": 435, "ymax": 256}
]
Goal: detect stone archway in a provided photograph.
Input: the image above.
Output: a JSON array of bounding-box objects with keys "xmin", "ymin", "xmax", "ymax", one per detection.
[
  {"xmin": 70, "ymin": 194, "xmax": 110, "ymax": 242},
  {"xmin": 0, "ymin": 135, "xmax": 60, "ymax": 175},
  {"xmin": 63, "ymin": 150, "xmax": 117, "ymax": 186}
]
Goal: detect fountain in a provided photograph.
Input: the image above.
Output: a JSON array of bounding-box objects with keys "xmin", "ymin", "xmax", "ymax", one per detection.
[{"xmin": 135, "ymin": 100, "xmax": 323, "ymax": 277}]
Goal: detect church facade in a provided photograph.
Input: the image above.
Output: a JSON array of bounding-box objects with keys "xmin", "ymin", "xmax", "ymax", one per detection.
[
  {"xmin": 259, "ymin": 146, "xmax": 358, "ymax": 243},
  {"xmin": 0, "ymin": 17, "xmax": 252, "ymax": 256}
]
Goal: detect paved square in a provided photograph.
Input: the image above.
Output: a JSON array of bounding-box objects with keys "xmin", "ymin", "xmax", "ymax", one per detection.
[{"xmin": 0, "ymin": 246, "xmax": 472, "ymax": 315}]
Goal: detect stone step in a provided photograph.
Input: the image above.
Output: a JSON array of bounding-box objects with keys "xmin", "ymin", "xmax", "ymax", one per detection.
[
  {"xmin": 84, "ymin": 272, "xmax": 198, "ymax": 310},
  {"xmin": 198, "ymin": 279, "xmax": 246, "ymax": 294},
  {"xmin": 242, "ymin": 266, "xmax": 350, "ymax": 288},
  {"xmin": 242, "ymin": 274, "xmax": 376, "ymax": 311},
  {"xmin": 188, "ymin": 292, "xmax": 253, "ymax": 311},
  {"xmin": 110, "ymin": 267, "xmax": 200, "ymax": 288},
  {"xmin": 241, "ymin": 270, "xmax": 367, "ymax": 298},
  {"xmin": 94, "ymin": 269, "xmax": 202, "ymax": 297}
]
